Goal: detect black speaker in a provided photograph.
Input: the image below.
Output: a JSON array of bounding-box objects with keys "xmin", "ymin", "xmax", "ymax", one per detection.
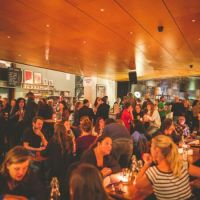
[{"xmin": 129, "ymin": 71, "xmax": 137, "ymax": 84}]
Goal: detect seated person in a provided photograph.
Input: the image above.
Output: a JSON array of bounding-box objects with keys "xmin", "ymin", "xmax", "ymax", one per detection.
[
  {"xmin": 0, "ymin": 146, "xmax": 47, "ymax": 200},
  {"xmin": 75, "ymin": 118, "xmax": 97, "ymax": 159},
  {"xmin": 175, "ymin": 115, "xmax": 190, "ymax": 137},
  {"xmin": 23, "ymin": 116, "xmax": 48, "ymax": 152},
  {"xmin": 136, "ymin": 135, "xmax": 200, "ymax": 200},
  {"xmin": 131, "ymin": 120, "xmax": 149, "ymax": 159},
  {"xmin": 81, "ymin": 135, "xmax": 120, "ymax": 177},
  {"xmin": 133, "ymin": 104, "xmax": 144, "ymax": 121},
  {"xmin": 69, "ymin": 163, "xmax": 111, "ymax": 200},
  {"xmin": 158, "ymin": 118, "xmax": 181, "ymax": 145}
]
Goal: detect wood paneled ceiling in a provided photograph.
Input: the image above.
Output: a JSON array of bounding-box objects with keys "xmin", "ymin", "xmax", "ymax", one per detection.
[{"xmin": 0, "ymin": 0, "xmax": 200, "ymax": 81}]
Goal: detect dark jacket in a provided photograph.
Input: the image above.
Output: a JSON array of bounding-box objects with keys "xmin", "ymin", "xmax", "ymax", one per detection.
[
  {"xmin": 81, "ymin": 148, "xmax": 120, "ymax": 173},
  {"xmin": 0, "ymin": 169, "xmax": 47, "ymax": 200},
  {"xmin": 96, "ymin": 103, "xmax": 110, "ymax": 120}
]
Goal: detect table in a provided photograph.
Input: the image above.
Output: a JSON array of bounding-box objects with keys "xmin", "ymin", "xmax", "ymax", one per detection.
[
  {"xmin": 106, "ymin": 148, "xmax": 200, "ymax": 200},
  {"xmin": 105, "ymin": 172, "xmax": 153, "ymax": 200}
]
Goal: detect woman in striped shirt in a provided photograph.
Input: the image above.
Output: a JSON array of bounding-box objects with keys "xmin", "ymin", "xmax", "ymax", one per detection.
[{"xmin": 135, "ymin": 135, "xmax": 200, "ymax": 200}]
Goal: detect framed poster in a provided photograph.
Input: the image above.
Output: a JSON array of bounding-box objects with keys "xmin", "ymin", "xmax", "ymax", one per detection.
[
  {"xmin": 34, "ymin": 72, "xmax": 42, "ymax": 84},
  {"xmin": 75, "ymin": 86, "xmax": 84, "ymax": 100},
  {"xmin": 24, "ymin": 70, "xmax": 33, "ymax": 84},
  {"xmin": 96, "ymin": 84, "xmax": 106, "ymax": 97},
  {"xmin": 49, "ymin": 80, "xmax": 54, "ymax": 86},
  {"xmin": 43, "ymin": 78, "xmax": 48, "ymax": 85}
]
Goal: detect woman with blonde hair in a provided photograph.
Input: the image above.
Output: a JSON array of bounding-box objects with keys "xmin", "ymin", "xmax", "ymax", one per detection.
[{"xmin": 136, "ymin": 135, "xmax": 200, "ymax": 200}]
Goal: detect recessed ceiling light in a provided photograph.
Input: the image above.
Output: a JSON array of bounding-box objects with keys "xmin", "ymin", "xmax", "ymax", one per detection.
[
  {"xmin": 83, "ymin": 40, "xmax": 87, "ymax": 44},
  {"xmin": 18, "ymin": 54, "xmax": 21, "ymax": 57},
  {"xmin": 130, "ymin": 32, "xmax": 133, "ymax": 35},
  {"xmin": 192, "ymin": 19, "xmax": 196, "ymax": 23},
  {"xmin": 46, "ymin": 24, "xmax": 50, "ymax": 28},
  {"xmin": 7, "ymin": 36, "xmax": 11, "ymax": 39},
  {"xmin": 100, "ymin": 8, "xmax": 105, "ymax": 12}
]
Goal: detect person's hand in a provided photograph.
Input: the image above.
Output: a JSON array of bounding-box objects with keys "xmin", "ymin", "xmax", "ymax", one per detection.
[
  {"xmin": 38, "ymin": 146, "xmax": 46, "ymax": 151},
  {"xmin": 142, "ymin": 153, "xmax": 153, "ymax": 166},
  {"xmin": 101, "ymin": 167, "xmax": 112, "ymax": 177},
  {"xmin": 3, "ymin": 194, "xmax": 28, "ymax": 200}
]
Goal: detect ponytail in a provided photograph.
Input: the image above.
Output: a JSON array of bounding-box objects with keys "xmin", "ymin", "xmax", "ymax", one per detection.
[{"xmin": 153, "ymin": 135, "xmax": 183, "ymax": 176}]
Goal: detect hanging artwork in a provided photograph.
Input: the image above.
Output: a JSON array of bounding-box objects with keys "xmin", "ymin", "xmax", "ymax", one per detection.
[
  {"xmin": 34, "ymin": 72, "xmax": 42, "ymax": 84},
  {"xmin": 96, "ymin": 84, "xmax": 106, "ymax": 97},
  {"xmin": 24, "ymin": 70, "xmax": 33, "ymax": 84}
]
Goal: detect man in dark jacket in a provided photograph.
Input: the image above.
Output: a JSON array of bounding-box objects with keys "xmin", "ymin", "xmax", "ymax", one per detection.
[
  {"xmin": 78, "ymin": 99, "xmax": 94, "ymax": 123},
  {"xmin": 96, "ymin": 96, "xmax": 110, "ymax": 120}
]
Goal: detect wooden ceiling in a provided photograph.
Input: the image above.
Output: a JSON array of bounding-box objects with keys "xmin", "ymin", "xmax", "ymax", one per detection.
[{"xmin": 0, "ymin": 0, "xmax": 200, "ymax": 81}]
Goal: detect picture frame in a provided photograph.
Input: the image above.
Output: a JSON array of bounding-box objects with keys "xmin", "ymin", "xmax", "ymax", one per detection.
[
  {"xmin": 34, "ymin": 72, "xmax": 42, "ymax": 84},
  {"xmin": 43, "ymin": 78, "xmax": 48, "ymax": 85},
  {"xmin": 24, "ymin": 70, "xmax": 33, "ymax": 84},
  {"xmin": 75, "ymin": 86, "xmax": 84, "ymax": 100},
  {"xmin": 96, "ymin": 84, "xmax": 106, "ymax": 97},
  {"xmin": 49, "ymin": 80, "xmax": 54, "ymax": 86}
]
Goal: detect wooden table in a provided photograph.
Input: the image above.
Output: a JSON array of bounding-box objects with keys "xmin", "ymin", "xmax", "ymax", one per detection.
[
  {"xmin": 105, "ymin": 173, "xmax": 153, "ymax": 200},
  {"xmin": 106, "ymin": 148, "xmax": 200, "ymax": 200}
]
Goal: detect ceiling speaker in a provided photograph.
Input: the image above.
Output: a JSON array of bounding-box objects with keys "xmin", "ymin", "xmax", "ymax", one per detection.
[{"xmin": 128, "ymin": 71, "xmax": 137, "ymax": 84}]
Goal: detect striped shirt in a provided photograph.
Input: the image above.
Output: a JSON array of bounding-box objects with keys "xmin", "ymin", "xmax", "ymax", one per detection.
[{"xmin": 145, "ymin": 165, "xmax": 191, "ymax": 200}]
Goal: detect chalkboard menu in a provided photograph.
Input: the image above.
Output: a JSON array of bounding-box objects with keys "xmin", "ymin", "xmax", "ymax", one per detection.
[{"xmin": 7, "ymin": 67, "xmax": 22, "ymax": 87}]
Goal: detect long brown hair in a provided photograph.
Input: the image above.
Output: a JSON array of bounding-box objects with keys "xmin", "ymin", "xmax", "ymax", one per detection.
[
  {"xmin": 70, "ymin": 163, "xmax": 110, "ymax": 200},
  {"xmin": 0, "ymin": 146, "xmax": 30, "ymax": 176},
  {"xmin": 53, "ymin": 123, "xmax": 73, "ymax": 155},
  {"xmin": 152, "ymin": 135, "xmax": 183, "ymax": 176}
]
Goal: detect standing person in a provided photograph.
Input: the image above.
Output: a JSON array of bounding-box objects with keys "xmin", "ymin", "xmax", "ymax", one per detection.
[
  {"xmin": 192, "ymin": 100, "xmax": 200, "ymax": 131},
  {"xmin": 9, "ymin": 98, "xmax": 26, "ymax": 147},
  {"xmin": 171, "ymin": 96, "xmax": 184, "ymax": 123},
  {"xmin": 136, "ymin": 135, "xmax": 200, "ymax": 200},
  {"xmin": 73, "ymin": 101, "xmax": 82, "ymax": 126},
  {"xmin": 93, "ymin": 97, "xmax": 102, "ymax": 115},
  {"xmin": 69, "ymin": 163, "xmax": 111, "ymax": 200},
  {"xmin": 23, "ymin": 116, "xmax": 48, "ymax": 152},
  {"xmin": 96, "ymin": 96, "xmax": 110, "ymax": 120},
  {"xmin": 121, "ymin": 102, "xmax": 133, "ymax": 133},
  {"xmin": 103, "ymin": 119, "xmax": 133, "ymax": 168},
  {"xmin": 78, "ymin": 99, "xmax": 94, "ymax": 123},
  {"xmin": 56, "ymin": 100, "xmax": 70, "ymax": 121},
  {"xmin": 23, "ymin": 92, "xmax": 38, "ymax": 129},
  {"xmin": 158, "ymin": 96, "xmax": 166, "ymax": 122},
  {"xmin": 9, "ymin": 99, "xmax": 16, "ymax": 117},
  {"xmin": 0, "ymin": 146, "xmax": 47, "ymax": 200},
  {"xmin": 113, "ymin": 98, "xmax": 121, "ymax": 119},
  {"xmin": 133, "ymin": 104, "xmax": 143, "ymax": 121},
  {"xmin": 145, "ymin": 102, "xmax": 161, "ymax": 137},
  {"xmin": 41, "ymin": 124, "xmax": 73, "ymax": 197}
]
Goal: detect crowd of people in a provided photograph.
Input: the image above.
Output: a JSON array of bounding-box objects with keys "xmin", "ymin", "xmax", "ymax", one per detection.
[{"xmin": 0, "ymin": 91, "xmax": 200, "ymax": 199}]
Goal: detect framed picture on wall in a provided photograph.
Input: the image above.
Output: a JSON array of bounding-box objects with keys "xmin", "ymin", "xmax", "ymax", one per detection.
[
  {"xmin": 96, "ymin": 84, "xmax": 106, "ymax": 97},
  {"xmin": 75, "ymin": 86, "xmax": 84, "ymax": 100},
  {"xmin": 24, "ymin": 70, "xmax": 33, "ymax": 84},
  {"xmin": 43, "ymin": 78, "xmax": 48, "ymax": 85},
  {"xmin": 34, "ymin": 72, "xmax": 42, "ymax": 84},
  {"xmin": 49, "ymin": 80, "xmax": 54, "ymax": 86}
]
